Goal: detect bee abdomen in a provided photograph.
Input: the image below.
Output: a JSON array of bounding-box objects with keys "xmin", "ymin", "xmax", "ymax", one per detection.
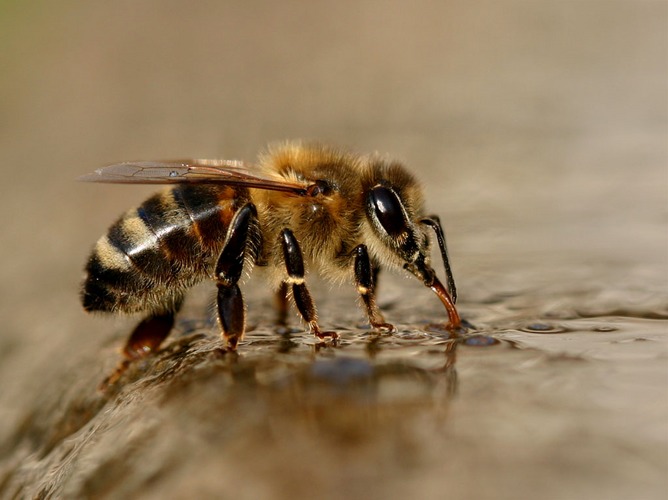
[{"xmin": 82, "ymin": 185, "xmax": 246, "ymax": 314}]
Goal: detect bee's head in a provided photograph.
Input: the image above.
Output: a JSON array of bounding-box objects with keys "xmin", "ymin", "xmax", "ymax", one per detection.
[
  {"xmin": 363, "ymin": 160, "xmax": 459, "ymax": 326},
  {"xmin": 362, "ymin": 161, "xmax": 426, "ymax": 266},
  {"xmin": 365, "ymin": 182, "xmax": 433, "ymax": 281}
]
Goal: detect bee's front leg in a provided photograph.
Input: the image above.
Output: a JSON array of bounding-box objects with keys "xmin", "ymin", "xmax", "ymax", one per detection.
[
  {"xmin": 352, "ymin": 244, "xmax": 395, "ymax": 332},
  {"xmin": 279, "ymin": 228, "xmax": 335, "ymax": 340},
  {"xmin": 215, "ymin": 203, "xmax": 258, "ymax": 349}
]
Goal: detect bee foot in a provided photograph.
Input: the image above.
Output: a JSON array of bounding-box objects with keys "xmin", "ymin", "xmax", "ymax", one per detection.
[
  {"xmin": 223, "ymin": 337, "xmax": 239, "ymax": 351},
  {"xmin": 372, "ymin": 322, "xmax": 396, "ymax": 333},
  {"xmin": 315, "ymin": 330, "xmax": 338, "ymax": 340}
]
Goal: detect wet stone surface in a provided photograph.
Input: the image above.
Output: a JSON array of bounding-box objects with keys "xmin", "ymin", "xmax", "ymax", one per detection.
[{"xmin": 2, "ymin": 285, "xmax": 666, "ymax": 499}]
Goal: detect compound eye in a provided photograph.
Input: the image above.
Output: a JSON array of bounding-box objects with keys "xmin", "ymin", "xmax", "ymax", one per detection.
[{"xmin": 369, "ymin": 186, "xmax": 408, "ymax": 237}]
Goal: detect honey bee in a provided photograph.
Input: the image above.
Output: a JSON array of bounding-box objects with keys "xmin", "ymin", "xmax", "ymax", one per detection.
[{"xmin": 80, "ymin": 142, "xmax": 460, "ymax": 359}]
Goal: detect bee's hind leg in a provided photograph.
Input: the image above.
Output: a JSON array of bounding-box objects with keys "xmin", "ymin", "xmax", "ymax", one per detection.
[
  {"xmin": 352, "ymin": 244, "xmax": 395, "ymax": 332},
  {"xmin": 99, "ymin": 300, "xmax": 182, "ymax": 390},
  {"xmin": 215, "ymin": 203, "xmax": 258, "ymax": 350},
  {"xmin": 280, "ymin": 228, "xmax": 336, "ymax": 340},
  {"xmin": 123, "ymin": 306, "xmax": 181, "ymax": 359}
]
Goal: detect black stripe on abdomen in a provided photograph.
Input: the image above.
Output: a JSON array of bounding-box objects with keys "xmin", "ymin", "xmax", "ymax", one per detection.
[
  {"xmin": 136, "ymin": 191, "xmax": 202, "ymax": 270},
  {"xmin": 173, "ymin": 185, "xmax": 241, "ymax": 252}
]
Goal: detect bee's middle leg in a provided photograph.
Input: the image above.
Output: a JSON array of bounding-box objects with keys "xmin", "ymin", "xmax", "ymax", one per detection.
[
  {"xmin": 353, "ymin": 244, "xmax": 395, "ymax": 332},
  {"xmin": 215, "ymin": 204, "xmax": 257, "ymax": 349},
  {"xmin": 279, "ymin": 228, "xmax": 334, "ymax": 339}
]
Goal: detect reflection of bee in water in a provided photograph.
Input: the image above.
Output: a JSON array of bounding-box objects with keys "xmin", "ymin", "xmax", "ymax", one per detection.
[{"xmin": 80, "ymin": 142, "xmax": 460, "ymax": 359}]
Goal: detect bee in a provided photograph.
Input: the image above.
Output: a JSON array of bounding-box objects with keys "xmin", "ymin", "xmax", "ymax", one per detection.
[{"xmin": 80, "ymin": 142, "xmax": 460, "ymax": 359}]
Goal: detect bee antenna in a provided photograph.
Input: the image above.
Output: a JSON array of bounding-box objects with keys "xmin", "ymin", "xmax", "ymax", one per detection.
[{"xmin": 420, "ymin": 216, "xmax": 457, "ymax": 303}]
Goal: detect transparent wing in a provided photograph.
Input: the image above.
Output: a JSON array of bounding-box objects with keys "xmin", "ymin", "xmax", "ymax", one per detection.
[{"xmin": 78, "ymin": 159, "xmax": 307, "ymax": 194}]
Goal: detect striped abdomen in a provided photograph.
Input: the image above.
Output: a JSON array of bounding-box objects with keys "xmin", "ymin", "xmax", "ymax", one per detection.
[{"xmin": 82, "ymin": 184, "xmax": 249, "ymax": 314}]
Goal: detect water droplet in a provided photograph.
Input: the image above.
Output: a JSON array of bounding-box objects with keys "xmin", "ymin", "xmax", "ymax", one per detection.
[
  {"xmin": 462, "ymin": 335, "xmax": 500, "ymax": 347},
  {"xmin": 520, "ymin": 322, "xmax": 568, "ymax": 334},
  {"xmin": 592, "ymin": 326, "xmax": 618, "ymax": 332}
]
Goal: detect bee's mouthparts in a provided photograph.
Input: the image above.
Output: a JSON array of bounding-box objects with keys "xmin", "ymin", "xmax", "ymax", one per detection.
[
  {"xmin": 428, "ymin": 274, "xmax": 461, "ymax": 329},
  {"xmin": 405, "ymin": 262, "xmax": 461, "ymax": 329}
]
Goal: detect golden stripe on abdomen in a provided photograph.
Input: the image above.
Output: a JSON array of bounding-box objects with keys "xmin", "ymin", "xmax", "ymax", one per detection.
[{"xmin": 108, "ymin": 208, "xmax": 174, "ymax": 278}]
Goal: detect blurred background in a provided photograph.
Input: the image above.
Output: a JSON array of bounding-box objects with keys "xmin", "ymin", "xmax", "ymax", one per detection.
[{"xmin": 0, "ymin": 1, "xmax": 666, "ymax": 498}]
